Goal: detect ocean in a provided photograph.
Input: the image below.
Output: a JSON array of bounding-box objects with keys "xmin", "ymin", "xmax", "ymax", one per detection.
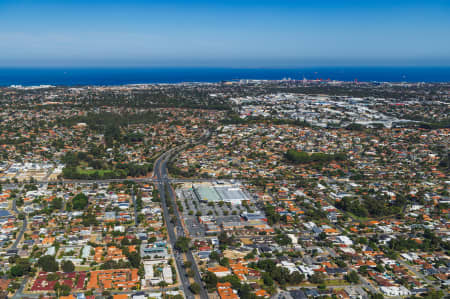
[{"xmin": 0, "ymin": 66, "xmax": 449, "ymax": 86}]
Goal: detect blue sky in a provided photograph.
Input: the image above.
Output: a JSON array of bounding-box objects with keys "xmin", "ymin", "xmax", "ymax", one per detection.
[{"xmin": 0, "ymin": 0, "xmax": 449, "ymax": 67}]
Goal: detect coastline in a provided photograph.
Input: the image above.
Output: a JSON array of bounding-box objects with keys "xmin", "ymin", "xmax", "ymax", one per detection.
[{"xmin": 1, "ymin": 66, "xmax": 450, "ymax": 86}]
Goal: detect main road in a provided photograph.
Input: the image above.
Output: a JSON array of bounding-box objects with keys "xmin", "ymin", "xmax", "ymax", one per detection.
[{"xmin": 153, "ymin": 147, "xmax": 209, "ymax": 299}]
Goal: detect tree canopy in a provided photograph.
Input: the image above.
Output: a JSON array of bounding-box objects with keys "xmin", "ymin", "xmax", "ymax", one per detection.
[
  {"xmin": 61, "ymin": 260, "xmax": 75, "ymax": 273},
  {"xmin": 285, "ymin": 149, "xmax": 346, "ymax": 164},
  {"xmin": 72, "ymin": 193, "xmax": 89, "ymax": 210},
  {"xmin": 38, "ymin": 255, "xmax": 59, "ymax": 272}
]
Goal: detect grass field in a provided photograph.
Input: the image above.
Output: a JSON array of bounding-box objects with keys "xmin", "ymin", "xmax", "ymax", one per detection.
[
  {"xmin": 76, "ymin": 167, "xmax": 115, "ymax": 176},
  {"xmin": 325, "ymin": 279, "xmax": 350, "ymax": 286}
]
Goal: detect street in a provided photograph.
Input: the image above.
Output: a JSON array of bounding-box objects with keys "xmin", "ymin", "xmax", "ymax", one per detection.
[{"xmin": 153, "ymin": 148, "xmax": 208, "ymax": 299}]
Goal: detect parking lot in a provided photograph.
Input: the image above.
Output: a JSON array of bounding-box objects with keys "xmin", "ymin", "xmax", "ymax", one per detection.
[{"xmin": 176, "ymin": 185, "xmax": 248, "ymax": 237}]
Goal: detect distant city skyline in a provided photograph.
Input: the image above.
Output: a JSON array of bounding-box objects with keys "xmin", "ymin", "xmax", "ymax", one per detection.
[{"xmin": 1, "ymin": 0, "xmax": 449, "ymax": 67}]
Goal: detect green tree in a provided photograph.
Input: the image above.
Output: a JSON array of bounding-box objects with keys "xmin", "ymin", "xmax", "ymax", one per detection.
[
  {"xmin": 262, "ymin": 272, "xmax": 274, "ymax": 286},
  {"xmin": 275, "ymin": 234, "xmax": 292, "ymax": 246},
  {"xmin": 369, "ymin": 293, "xmax": 384, "ymax": 299},
  {"xmin": 290, "ymin": 271, "xmax": 305, "ymax": 284},
  {"xmin": 16, "ymin": 197, "xmax": 24, "ymax": 207},
  {"xmin": 51, "ymin": 197, "xmax": 63, "ymax": 210},
  {"xmin": 9, "ymin": 258, "xmax": 31, "ymax": 277},
  {"xmin": 219, "ymin": 257, "xmax": 230, "ymax": 267},
  {"xmin": 10, "ymin": 265, "xmax": 24, "ymax": 277},
  {"xmin": 174, "ymin": 237, "xmax": 191, "ymax": 252},
  {"xmin": 127, "ymin": 251, "xmax": 141, "ymax": 268},
  {"xmin": 190, "ymin": 282, "xmax": 201, "ymax": 294},
  {"xmin": 264, "ymin": 205, "xmax": 280, "ymax": 225},
  {"xmin": 375, "ymin": 264, "xmax": 385, "ymax": 273},
  {"xmin": 220, "ymin": 275, "xmax": 241, "ymax": 290},
  {"xmin": 239, "ymin": 283, "xmax": 258, "ymax": 299},
  {"xmin": 54, "ymin": 282, "xmax": 71, "ymax": 297},
  {"xmin": 72, "ymin": 193, "xmax": 88, "ymax": 210},
  {"xmin": 61, "ymin": 260, "xmax": 75, "ymax": 273},
  {"xmin": 38, "ymin": 255, "xmax": 59, "ymax": 272},
  {"xmin": 158, "ymin": 281, "xmax": 168, "ymax": 289},
  {"xmin": 209, "ymin": 251, "xmax": 220, "ymax": 262},
  {"xmin": 423, "ymin": 290, "xmax": 445, "ymax": 299},
  {"xmin": 345, "ymin": 271, "xmax": 360, "ymax": 284},
  {"xmin": 203, "ymin": 271, "xmax": 218, "ymax": 290}
]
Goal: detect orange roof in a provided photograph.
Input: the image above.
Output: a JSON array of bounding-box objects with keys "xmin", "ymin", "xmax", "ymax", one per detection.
[
  {"xmin": 87, "ymin": 269, "xmax": 139, "ymax": 290},
  {"xmin": 314, "ymin": 267, "xmax": 326, "ymax": 273},
  {"xmin": 217, "ymin": 282, "xmax": 238, "ymax": 299},
  {"xmin": 217, "ymin": 282, "xmax": 232, "ymax": 288},
  {"xmin": 208, "ymin": 266, "xmax": 230, "ymax": 273},
  {"xmin": 322, "ymin": 262, "xmax": 334, "ymax": 268},
  {"xmin": 255, "ymin": 289, "xmax": 270, "ymax": 297},
  {"xmin": 42, "ymin": 237, "xmax": 55, "ymax": 245}
]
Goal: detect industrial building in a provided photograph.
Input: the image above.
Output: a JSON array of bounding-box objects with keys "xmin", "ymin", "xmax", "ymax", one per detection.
[{"xmin": 192, "ymin": 183, "xmax": 249, "ymax": 205}]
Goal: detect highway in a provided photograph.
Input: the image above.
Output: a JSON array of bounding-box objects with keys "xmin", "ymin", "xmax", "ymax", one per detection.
[
  {"xmin": 7, "ymin": 148, "xmax": 209, "ymax": 299},
  {"xmin": 153, "ymin": 148, "xmax": 209, "ymax": 299},
  {"xmin": 6, "ymin": 132, "xmax": 211, "ymax": 299}
]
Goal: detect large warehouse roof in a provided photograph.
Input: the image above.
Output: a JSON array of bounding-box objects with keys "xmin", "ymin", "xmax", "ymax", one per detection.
[
  {"xmin": 194, "ymin": 185, "xmax": 221, "ymax": 202},
  {"xmin": 215, "ymin": 186, "xmax": 248, "ymax": 202},
  {"xmin": 193, "ymin": 184, "xmax": 248, "ymax": 205}
]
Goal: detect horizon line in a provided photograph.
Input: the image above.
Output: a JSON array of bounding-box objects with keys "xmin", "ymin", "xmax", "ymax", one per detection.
[{"xmin": 1, "ymin": 64, "xmax": 450, "ymax": 69}]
